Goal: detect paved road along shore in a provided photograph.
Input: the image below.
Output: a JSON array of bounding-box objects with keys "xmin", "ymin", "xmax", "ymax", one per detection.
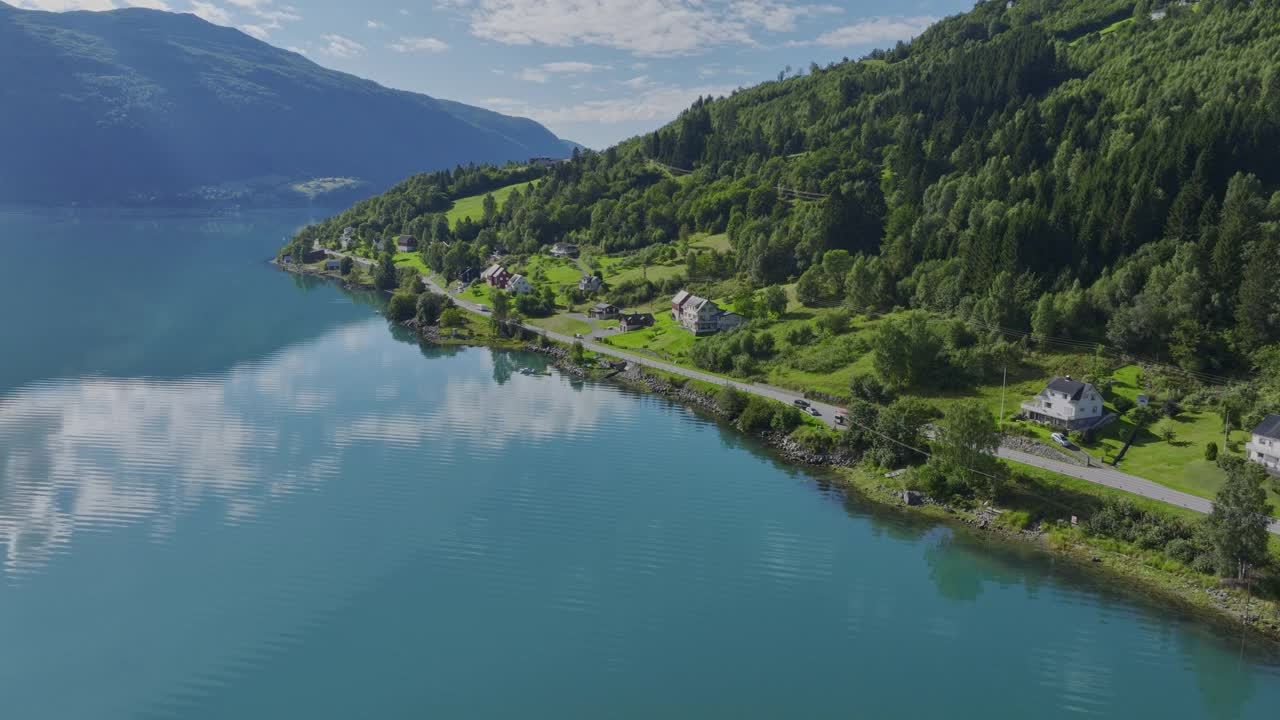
[{"xmin": 325, "ymin": 253, "xmax": 1280, "ymax": 536}]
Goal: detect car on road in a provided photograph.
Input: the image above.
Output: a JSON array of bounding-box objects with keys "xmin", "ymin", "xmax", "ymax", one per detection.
[
  {"xmin": 806, "ymin": 407, "xmax": 821, "ymax": 417},
  {"xmin": 834, "ymin": 412, "xmax": 847, "ymax": 426},
  {"xmin": 574, "ymin": 333, "xmax": 583, "ymax": 339},
  {"xmin": 793, "ymin": 399, "xmax": 810, "ymax": 408},
  {"xmin": 476, "ymin": 304, "xmax": 488, "ymax": 312},
  {"xmin": 1050, "ymin": 432, "xmax": 1072, "ymax": 447}
]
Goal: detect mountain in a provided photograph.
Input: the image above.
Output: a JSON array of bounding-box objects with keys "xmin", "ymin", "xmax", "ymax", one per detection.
[
  {"xmin": 298, "ymin": 0, "xmax": 1280, "ymax": 373},
  {"xmin": 0, "ymin": 2, "xmax": 570, "ymax": 205}
]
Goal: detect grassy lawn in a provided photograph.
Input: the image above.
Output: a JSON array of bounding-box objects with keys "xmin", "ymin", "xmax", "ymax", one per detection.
[
  {"xmin": 689, "ymin": 232, "xmax": 731, "ymax": 252},
  {"xmin": 465, "ymin": 282, "xmax": 496, "ymax": 305},
  {"xmin": 604, "ymin": 262, "xmax": 684, "ymax": 287},
  {"xmin": 445, "ymin": 181, "xmax": 531, "ymax": 228},
  {"xmin": 529, "ymin": 315, "xmax": 593, "ymax": 336},
  {"xmin": 392, "ymin": 252, "xmax": 428, "ymax": 274},
  {"xmin": 517, "ymin": 255, "xmax": 582, "ymax": 286},
  {"xmin": 604, "ymin": 311, "xmax": 697, "ymax": 359}
]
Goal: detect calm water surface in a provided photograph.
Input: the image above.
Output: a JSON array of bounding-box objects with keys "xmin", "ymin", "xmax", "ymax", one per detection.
[{"xmin": 1, "ymin": 209, "xmax": 1279, "ymax": 718}]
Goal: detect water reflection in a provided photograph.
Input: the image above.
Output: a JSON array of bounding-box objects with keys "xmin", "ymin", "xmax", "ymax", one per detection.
[
  {"xmin": 0, "ymin": 209, "xmax": 377, "ymax": 392},
  {"xmin": 0, "ymin": 325, "xmax": 612, "ymax": 576}
]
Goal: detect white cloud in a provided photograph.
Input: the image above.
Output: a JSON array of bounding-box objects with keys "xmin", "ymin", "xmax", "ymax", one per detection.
[
  {"xmin": 318, "ymin": 33, "xmax": 366, "ymax": 58},
  {"xmin": 514, "ymin": 60, "xmax": 609, "ymax": 84},
  {"xmin": 621, "ymin": 74, "xmax": 652, "ymax": 89},
  {"xmin": 516, "ymin": 68, "xmax": 550, "ymax": 83},
  {"xmin": 482, "ymin": 81, "xmax": 735, "ymax": 126},
  {"xmin": 541, "ymin": 61, "xmax": 610, "ymax": 73},
  {"xmin": 389, "ymin": 36, "xmax": 450, "ymax": 53},
  {"xmin": 366, "ymin": 19, "xmax": 385, "ymax": 29},
  {"xmin": 188, "ymin": 0, "xmax": 232, "ymax": 24},
  {"xmin": 730, "ymin": 0, "xmax": 839, "ymax": 32},
  {"xmin": 240, "ymin": 23, "xmax": 269, "ymax": 39},
  {"xmin": 804, "ymin": 15, "xmax": 937, "ymax": 47},
  {"xmin": 470, "ymin": 0, "xmax": 758, "ymax": 56},
  {"xmin": 398, "ymin": 7, "xmax": 411, "ymax": 15}
]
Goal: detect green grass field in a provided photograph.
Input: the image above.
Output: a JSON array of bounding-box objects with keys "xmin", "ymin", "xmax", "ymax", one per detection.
[
  {"xmin": 529, "ymin": 315, "xmax": 593, "ymax": 336},
  {"xmin": 604, "ymin": 311, "xmax": 696, "ymax": 358},
  {"xmin": 689, "ymin": 232, "xmax": 731, "ymax": 252},
  {"xmin": 446, "ymin": 181, "xmax": 532, "ymax": 228}
]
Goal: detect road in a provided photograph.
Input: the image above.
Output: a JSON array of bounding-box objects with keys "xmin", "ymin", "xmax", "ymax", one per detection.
[
  {"xmin": 319, "ymin": 252, "xmax": 1280, "ymax": 534},
  {"xmin": 998, "ymin": 448, "xmax": 1280, "ymax": 536}
]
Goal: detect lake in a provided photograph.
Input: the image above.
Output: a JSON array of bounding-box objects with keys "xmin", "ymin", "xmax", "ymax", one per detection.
[{"xmin": 1, "ymin": 208, "xmax": 1279, "ymax": 718}]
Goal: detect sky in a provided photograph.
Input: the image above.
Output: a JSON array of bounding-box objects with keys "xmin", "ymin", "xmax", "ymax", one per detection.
[{"xmin": 14, "ymin": 0, "xmax": 974, "ymax": 148}]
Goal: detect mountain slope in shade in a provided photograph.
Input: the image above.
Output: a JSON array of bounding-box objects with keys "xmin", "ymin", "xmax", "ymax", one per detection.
[{"xmin": 0, "ymin": 2, "xmax": 570, "ymax": 205}]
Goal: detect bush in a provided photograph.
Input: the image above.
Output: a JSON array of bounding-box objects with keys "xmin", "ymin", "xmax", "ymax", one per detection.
[
  {"xmin": 339, "ymin": 256, "xmax": 354, "ymax": 275},
  {"xmin": 789, "ymin": 425, "xmax": 834, "ymax": 453},
  {"xmin": 415, "ymin": 292, "xmax": 452, "ymax": 326},
  {"xmin": 386, "ymin": 291, "xmax": 417, "ymax": 322},
  {"xmin": 770, "ymin": 405, "xmax": 803, "ymax": 433},
  {"xmin": 849, "ymin": 371, "xmax": 895, "ymax": 404},
  {"xmin": 1111, "ymin": 396, "xmax": 1134, "ymax": 415},
  {"xmin": 1164, "ymin": 537, "xmax": 1198, "ymax": 564},
  {"xmin": 716, "ymin": 385, "xmax": 748, "ymax": 419},
  {"xmin": 1204, "ymin": 441, "xmax": 1218, "ymax": 461},
  {"xmin": 814, "ymin": 309, "xmax": 852, "ymax": 335},
  {"xmin": 1068, "ymin": 430, "xmax": 1087, "ymax": 446},
  {"xmin": 736, "ymin": 397, "xmax": 775, "ymax": 432}
]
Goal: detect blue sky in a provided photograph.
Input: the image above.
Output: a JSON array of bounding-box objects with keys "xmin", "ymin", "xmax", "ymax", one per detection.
[{"xmin": 18, "ymin": 0, "xmax": 974, "ymax": 148}]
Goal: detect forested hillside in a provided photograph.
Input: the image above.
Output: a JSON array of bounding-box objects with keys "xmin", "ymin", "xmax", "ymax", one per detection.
[
  {"xmin": 296, "ymin": 0, "xmax": 1280, "ymax": 373},
  {"xmin": 0, "ymin": 3, "xmax": 569, "ymax": 204}
]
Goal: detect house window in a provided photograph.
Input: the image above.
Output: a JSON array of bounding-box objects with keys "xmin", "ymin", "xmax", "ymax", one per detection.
[{"xmin": 1045, "ymin": 402, "xmax": 1052, "ymax": 409}]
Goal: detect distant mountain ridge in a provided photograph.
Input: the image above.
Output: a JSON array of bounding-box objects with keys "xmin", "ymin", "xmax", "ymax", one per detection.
[{"xmin": 0, "ymin": 2, "xmax": 571, "ymax": 205}]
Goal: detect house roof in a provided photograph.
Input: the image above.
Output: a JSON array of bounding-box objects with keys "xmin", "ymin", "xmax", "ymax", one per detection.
[
  {"xmin": 672, "ymin": 290, "xmax": 690, "ymax": 307},
  {"xmin": 686, "ymin": 296, "xmax": 710, "ymax": 313},
  {"xmin": 1044, "ymin": 376, "xmax": 1088, "ymax": 401},
  {"xmin": 620, "ymin": 313, "xmax": 653, "ymax": 324},
  {"xmin": 397, "ymin": 235, "xmax": 416, "ymax": 245},
  {"xmin": 593, "ymin": 302, "xmax": 616, "ymax": 311},
  {"xmin": 481, "ymin": 263, "xmax": 504, "ymax": 279},
  {"xmin": 1253, "ymin": 415, "xmax": 1280, "ymax": 440}
]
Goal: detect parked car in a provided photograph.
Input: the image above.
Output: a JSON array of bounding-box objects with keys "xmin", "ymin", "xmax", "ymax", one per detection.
[
  {"xmin": 476, "ymin": 304, "xmax": 488, "ymax": 312},
  {"xmin": 1050, "ymin": 432, "xmax": 1071, "ymax": 447},
  {"xmin": 834, "ymin": 413, "xmax": 847, "ymax": 426},
  {"xmin": 793, "ymin": 399, "xmax": 810, "ymax": 408},
  {"xmin": 574, "ymin": 333, "xmax": 583, "ymax": 339},
  {"xmin": 806, "ymin": 407, "xmax": 821, "ymax": 417}
]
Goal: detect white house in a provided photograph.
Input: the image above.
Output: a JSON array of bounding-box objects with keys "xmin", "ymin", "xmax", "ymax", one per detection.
[
  {"xmin": 578, "ymin": 275, "xmax": 602, "ymax": 292},
  {"xmin": 506, "ymin": 274, "xmax": 533, "ymax": 295},
  {"xmin": 551, "ymin": 242, "xmax": 578, "ymax": 258},
  {"xmin": 1246, "ymin": 415, "xmax": 1280, "ymax": 475},
  {"xmin": 1019, "ymin": 376, "xmax": 1105, "ymax": 430},
  {"xmin": 671, "ymin": 290, "xmax": 744, "ymax": 335}
]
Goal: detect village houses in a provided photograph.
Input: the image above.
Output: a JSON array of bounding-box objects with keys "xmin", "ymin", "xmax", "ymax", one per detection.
[
  {"xmin": 506, "ymin": 274, "xmax": 533, "ymax": 295},
  {"xmin": 578, "ymin": 275, "xmax": 602, "ymax": 292},
  {"xmin": 619, "ymin": 313, "xmax": 655, "ymax": 332},
  {"xmin": 670, "ymin": 290, "xmax": 744, "ymax": 335},
  {"xmin": 589, "ymin": 302, "xmax": 620, "ymax": 320},
  {"xmin": 1246, "ymin": 415, "xmax": 1280, "ymax": 475},
  {"xmin": 1019, "ymin": 377, "xmax": 1105, "ymax": 430},
  {"xmin": 481, "ymin": 263, "xmax": 511, "ymax": 288}
]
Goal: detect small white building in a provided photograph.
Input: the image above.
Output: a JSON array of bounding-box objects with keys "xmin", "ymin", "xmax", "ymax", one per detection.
[
  {"xmin": 671, "ymin": 290, "xmax": 744, "ymax": 335},
  {"xmin": 506, "ymin": 274, "xmax": 533, "ymax": 295},
  {"xmin": 395, "ymin": 235, "xmax": 417, "ymax": 253},
  {"xmin": 1246, "ymin": 415, "xmax": 1280, "ymax": 475},
  {"xmin": 1019, "ymin": 376, "xmax": 1105, "ymax": 430},
  {"xmin": 551, "ymin": 242, "xmax": 579, "ymax": 258}
]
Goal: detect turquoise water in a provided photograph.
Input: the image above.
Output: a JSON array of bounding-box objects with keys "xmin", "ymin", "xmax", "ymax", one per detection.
[{"xmin": 1, "ymin": 209, "xmax": 1279, "ymax": 718}]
